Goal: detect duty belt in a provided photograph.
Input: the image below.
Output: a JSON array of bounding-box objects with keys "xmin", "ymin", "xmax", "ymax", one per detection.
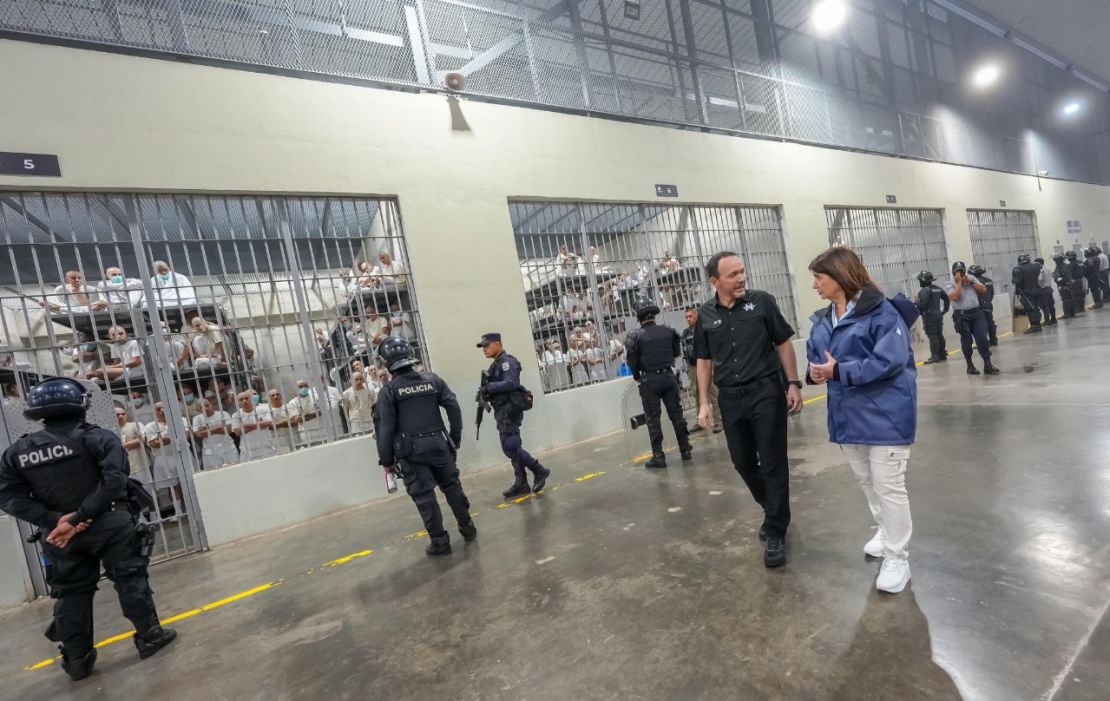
[{"xmin": 641, "ymin": 368, "xmax": 673, "ymax": 375}]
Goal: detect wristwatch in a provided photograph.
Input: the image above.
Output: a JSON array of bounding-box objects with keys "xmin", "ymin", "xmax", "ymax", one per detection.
[{"xmin": 787, "ymin": 380, "xmax": 803, "ymax": 389}]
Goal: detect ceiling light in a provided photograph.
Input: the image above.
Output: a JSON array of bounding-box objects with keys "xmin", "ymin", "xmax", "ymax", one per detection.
[
  {"xmin": 1063, "ymin": 101, "xmax": 1082, "ymax": 115},
  {"xmin": 972, "ymin": 64, "xmax": 999, "ymax": 88},
  {"xmin": 812, "ymin": 0, "xmax": 848, "ymax": 35}
]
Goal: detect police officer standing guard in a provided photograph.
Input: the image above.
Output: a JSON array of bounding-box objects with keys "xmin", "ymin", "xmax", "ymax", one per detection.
[
  {"xmin": 966, "ymin": 265, "xmax": 998, "ymax": 345},
  {"xmin": 628, "ymin": 298, "xmax": 692, "ymax": 468},
  {"xmin": 915, "ymin": 271, "xmax": 949, "ymax": 363},
  {"xmin": 947, "ymin": 262, "xmax": 1000, "ymax": 376},
  {"xmin": 1083, "ymin": 246, "xmax": 1103, "ymax": 309},
  {"xmin": 1011, "ymin": 254, "xmax": 1044, "ymax": 334},
  {"xmin": 374, "ymin": 337, "xmax": 476, "ymax": 556},
  {"xmin": 477, "ymin": 333, "xmax": 550, "ymax": 499},
  {"xmin": 1053, "ymin": 252, "xmax": 1079, "ymax": 319},
  {"xmin": 0, "ymin": 378, "xmax": 176, "ymax": 681}
]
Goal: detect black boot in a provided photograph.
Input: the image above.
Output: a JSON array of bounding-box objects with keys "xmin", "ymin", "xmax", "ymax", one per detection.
[
  {"xmin": 923, "ymin": 357, "xmax": 939, "ymax": 365},
  {"xmin": 966, "ymin": 363, "xmax": 981, "ymax": 375},
  {"xmin": 680, "ymin": 446, "xmax": 693, "ymax": 462},
  {"xmin": 502, "ymin": 483, "xmax": 531, "ymax": 499},
  {"xmin": 60, "ymin": 647, "xmax": 97, "ymax": 681},
  {"xmin": 644, "ymin": 454, "xmax": 667, "ymax": 469},
  {"xmin": 459, "ymin": 521, "xmax": 478, "ymax": 542},
  {"xmin": 530, "ymin": 464, "xmax": 550, "ymax": 493},
  {"xmin": 425, "ymin": 535, "xmax": 452, "ymax": 556},
  {"xmin": 984, "ymin": 362, "xmax": 1001, "ymax": 375},
  {"xmin": 764, "ymin": 537, "xmax": 787, "ymax": 568},
  {"xmin": 134, "ymin": 625, "xmax": 177, "ymax": 660},
  {"xmin": 1023, "ymin": 325, "xmax": 1042, "ymax": 334}
]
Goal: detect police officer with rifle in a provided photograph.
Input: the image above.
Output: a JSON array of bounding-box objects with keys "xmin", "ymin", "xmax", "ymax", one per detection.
[
  {"xmin": 0, "ymin": 378, "xmax": 176, "ymax": 681},
  {"xmin": 476, "ymin": 333, "xmax": 549, "ymax": 500},
  {"xmin": 374, "ymin": 337, "xmax": 476, "ymax": 556}
]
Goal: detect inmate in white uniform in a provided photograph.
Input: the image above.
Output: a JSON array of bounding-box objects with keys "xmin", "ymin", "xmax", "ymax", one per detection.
[
  {"xmin": 233, "ymin": 404, "xmax": 277, "ymax": 461},
  {"xmin": 192, "ymin": 410, "xmax": 240, "ymax": 469},
  {"xmin": 142, "ymin": 417, "xmax": 192, "ymax": 488}
]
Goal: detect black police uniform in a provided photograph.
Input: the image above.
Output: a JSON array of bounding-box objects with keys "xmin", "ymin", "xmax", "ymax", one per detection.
[
  {"xmin": 1011, "ymin": 261, "xmax": 1043, "ymax": 330},
  {"xmin": 975, "ymin": 273, "xmax": 999, "ymax": 345},
  {"xmin": 374, "ymin": 367, "xmax": 474, "ymax": 552},
  {"xmin": 916, "ymin": 280, "xmax": 950, "ymax": 361},
  {"xmin": 627, "ymin": 320, "xmax": 691, "ymax": 466},
  {"xmin": 1066, "ymin": 254, "xmax": 1088, "ymax": 311},
  {"xmin": 694, "ymin": 289, "xmax": 794, "ymax": 548},
  {"xmin": 0, "ymin": 420, "xmax": 170, "ymax": 675},
  {"xmin": 1084, "ymin": 251, "xmax": 1102, "ymax": 308},
  {"xmin": 1054, "ymin": 255, "xmax": 1078, "ymax": 318},
  {"xmin": 484, "ymin": 351, "xmax": 548, "ymax": 494}
]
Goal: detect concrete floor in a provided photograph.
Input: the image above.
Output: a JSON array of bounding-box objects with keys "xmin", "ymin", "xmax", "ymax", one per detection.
[{"xmin": 2, "ymin": 312, "xmax": 1110, "ymax": 701}]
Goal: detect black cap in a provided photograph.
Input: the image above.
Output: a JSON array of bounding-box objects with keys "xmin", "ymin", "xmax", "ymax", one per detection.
[{"xmin": 477, "ymin": 332, "xmax": 502, "ymax": 348}]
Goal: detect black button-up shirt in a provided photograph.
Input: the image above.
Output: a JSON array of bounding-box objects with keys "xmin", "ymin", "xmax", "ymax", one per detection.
[{"xmin": 693, "ymin": 290, "xmax": 794, "ymax": 387}]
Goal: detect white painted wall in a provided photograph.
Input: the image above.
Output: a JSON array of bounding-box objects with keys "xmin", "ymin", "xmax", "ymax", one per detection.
[
  {"xmin": 0, "ymin": 39, "xmax": 1107, "ymax": 547},
  {"xmin": 0, "ymin": 516, "xmax": 34, "ymax": 608}
]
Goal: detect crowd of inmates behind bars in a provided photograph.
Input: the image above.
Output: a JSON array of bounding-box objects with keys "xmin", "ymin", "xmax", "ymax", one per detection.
[{"xmin": 0, "ymin": 249, "xmax": 414, "ymax": 519}]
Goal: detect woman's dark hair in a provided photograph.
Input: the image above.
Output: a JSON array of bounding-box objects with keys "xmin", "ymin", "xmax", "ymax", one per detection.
[{"xmin": 808, "ymin": 246, "xmax": 875, "ymax": 300}]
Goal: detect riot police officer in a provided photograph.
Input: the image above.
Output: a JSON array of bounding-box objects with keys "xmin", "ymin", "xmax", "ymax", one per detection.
[
  {"xmin": 626, "ymin": 297, "xmax": 692, "ymax": 468},
  {"xmin": 915, "ymin": 271, "xmax": 949, "ymax": 363},
  {"xmin": 966, "ymin": 265, "xmax": 997, "ymax": 345},
  {"xmin": 1065, "ymin": 250, "xmax": 1088, "ymax": 312},
  {"xmin": 477, "ymin": 333, "xmax": 550, "ymax": 499},
  {"xmin": 1084, "ymin": 246, "xmax": 1103, "ymax": 309},
  {"xmin": 0, "ymin": 378, "xmax": 176, "ymax": 681},
  {"xmin": 1011, "ymin": 254, "xmax": 1043, "ymax": 334},
  {"xmin": 374, "ymin": 337, "xmax": 476, "ymax": 556},
  {"xmin": 1052, "ymin": 252, "xmax": 1077, "ymax": 318}
]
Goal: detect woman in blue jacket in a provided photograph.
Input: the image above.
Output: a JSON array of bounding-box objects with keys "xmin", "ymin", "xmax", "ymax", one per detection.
[{"xmin": 806, "ymin": 247, "xmax": 920, "ymax": 594}]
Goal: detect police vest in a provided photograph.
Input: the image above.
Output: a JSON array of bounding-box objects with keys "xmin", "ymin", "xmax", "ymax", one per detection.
[
  {"xmin": 5, "ymin": 428, "xmax": 103, "ymax": 514},
  {"xmin": 632, "ymin": 324, "xmax": 678, "ymax": 372},
  {"xmin": 390, "ymin": 373, "xmax": 446, "ymax": 434}
]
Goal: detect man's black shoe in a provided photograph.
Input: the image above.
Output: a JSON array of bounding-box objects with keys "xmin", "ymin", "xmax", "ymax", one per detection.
[
  {"xmin": 764, "ymin": 537, "xmax": 786, "ymax": 568},
  {"xmin": 1045, "ymin": 318, "xmax": 1058, "ymax": 326},
  {"xmin": 426, "ymin": 536, "xmax": 452, "ymax": 556},
  {"xmin": 61, "ymin": 647, "xmax": 97, "ymax": 681},
  {"xmin": 531, "ymin": 465, "xmax": 550, "ymax": 493},
  {"xmin": 680, "ymin": 448, "xmax": 693, "ymax": 462},
  {"xmin": 134, "ymin": 626, "xmax": 177, "ymax": 660},
  {"xmin": 984, "ymin": 362, "xmax": 1001, "ymax": 375},
  {"xmin": 689, "ymin": 424, "xmax": 704, "ymax": 433},
  {"xmin": 502, "ymin": 483, "xmax": 531, "ymax": 499},
  {"xmin": 1024, "ymin": 326, "xmax": 1042, "ymax": 334},
  {"xmin": 923, "ymin": 357, "xmax": 938, "ymax": 365},
  {"xmin": 459, "ymin": 522, "xmax": 478, "ymax": 542},
  {"xmin": 644, "ymin": 455, "xmax": 667, "ymax": 469},
  {"xmin": 966, "ymin": 364, "xmax": 981, "ymax": 375}
]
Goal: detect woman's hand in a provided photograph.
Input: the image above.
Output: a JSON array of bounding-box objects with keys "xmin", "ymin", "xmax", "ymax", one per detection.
[{"xmin": 809, "ymin": 350, "xmax": 837, "ymax": 383}]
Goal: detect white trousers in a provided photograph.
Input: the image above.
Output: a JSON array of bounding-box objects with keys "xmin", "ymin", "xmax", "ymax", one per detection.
[{"xmin": 840, "ymin": 444, "xmax": 913, "ymax": 560}]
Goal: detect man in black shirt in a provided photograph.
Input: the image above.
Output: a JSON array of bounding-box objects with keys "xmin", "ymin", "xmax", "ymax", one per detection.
[{"xmin": 694, "ymin": 252, "xmax": 802, "ymax": 568}]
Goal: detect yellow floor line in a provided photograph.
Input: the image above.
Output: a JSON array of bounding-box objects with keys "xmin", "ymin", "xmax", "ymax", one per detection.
[
  {"xmin": 24, "ymin": 580, "xmax": 282, "ymax": 671},
  {"xmin": 320, "ymin": 550, "xmax": 373, "ymax": 568}
]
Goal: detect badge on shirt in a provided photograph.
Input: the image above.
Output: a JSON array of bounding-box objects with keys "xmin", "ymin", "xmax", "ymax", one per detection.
[
  {"xmin": 743, "ymin": 302, "xmax": 756, "ymax": 312},
  {"xmin": 711, "ymin": 319, "xmax": 722, "ymax": 328},
  {"xmin": 502, "ymin": 362, "xmax": 510, "ymax": 371}
]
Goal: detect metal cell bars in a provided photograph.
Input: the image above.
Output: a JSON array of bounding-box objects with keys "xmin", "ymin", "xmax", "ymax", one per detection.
[
  {"xmin": 967, "ymin": 210, "xmax": 1039, "ymax": 295},
  {"xmin": 825, "ymin": 207, "xmax": 948, "ymax": 299},
  {"xmin": 510, "ymin": 200, "xmax": 793, "ymax": 395},
  {"xmin": 0, "ymin": 191, "xmax": 205, "ymax": 564}
]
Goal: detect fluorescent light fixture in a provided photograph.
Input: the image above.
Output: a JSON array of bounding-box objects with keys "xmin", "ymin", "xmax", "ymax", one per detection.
[
  {"xmin": 1062, "ymin": 101, "xmax": 1081, "ymax": 115},
  {"xmin": 812, "ymin": 0, "xmax": 848, "ymax": 35},
  {"xmin": 972, "ymin": 64, "xmax": 999, "ymax": 88}
]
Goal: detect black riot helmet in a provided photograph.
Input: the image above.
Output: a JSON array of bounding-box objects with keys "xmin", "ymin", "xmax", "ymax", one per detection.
[
  {"xmin": 951, "ymin": 261, "xmax": 967, "ymax": 274},
  {"xmin": 1066, "ymin": 250, "xmax": 1079, "ymax": 261},
  {"xmin": 1052, "ymin": 252, "xmax": 1066, "ymax": 263},
  {"xmin": 377, "ymin": 336, "xmax": 419, "ymax": 373},
  {"xmin": 633, "ymin": 297, "xmax": 660, "ymax": 322},
  {"xmin": 967, "ymin": 265, "xmax": 986, "ymax": 277},
  {"xmin": 23, "ymin": 377, "xmax": 90, "ymax": 421},
  {"xmin": 1034, "ymin": 257, "xmax": 1045, "ymax": 265},
  {"xmin": 916, "ymin": 271, "xmax": 935, "ymax": 287},
  {"xmin": 1017, "ymin": 254, "xmax": 1032, "ymax": 265},
  {"xmin": 1084, "ymin": 246, "xmax": 1097, "ymax": 258}
]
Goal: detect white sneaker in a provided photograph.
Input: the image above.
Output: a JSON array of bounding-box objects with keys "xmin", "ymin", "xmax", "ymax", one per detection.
[
  {"xmin": 863, "ymin": 531, "xmax": 885, "ymax": 558},
  {"xmin": 876, "ymin": 557, "xmax": 911, "ymax": 594}
]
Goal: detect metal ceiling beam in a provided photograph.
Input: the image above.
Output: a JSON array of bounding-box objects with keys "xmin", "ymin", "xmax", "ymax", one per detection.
[{"xmin": 449, "ymin": 0, "xmax": 585, "ymax": 78}]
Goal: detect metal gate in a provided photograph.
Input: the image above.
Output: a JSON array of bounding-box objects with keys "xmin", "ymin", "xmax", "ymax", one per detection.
[
  {"xmin": 0, "ymin": 192, "xmax": 423, "ymax": 595},
  {"xmin": 825, "ymin": 207, "xmax": 949, "ymax": 298},
  {"xmin": 510, "ymin": 201, "xmax": 796, "ymax": 418},
  {"xmin": 967, "ymin": 210, "xmax": 1039, "ymax": 295}
]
